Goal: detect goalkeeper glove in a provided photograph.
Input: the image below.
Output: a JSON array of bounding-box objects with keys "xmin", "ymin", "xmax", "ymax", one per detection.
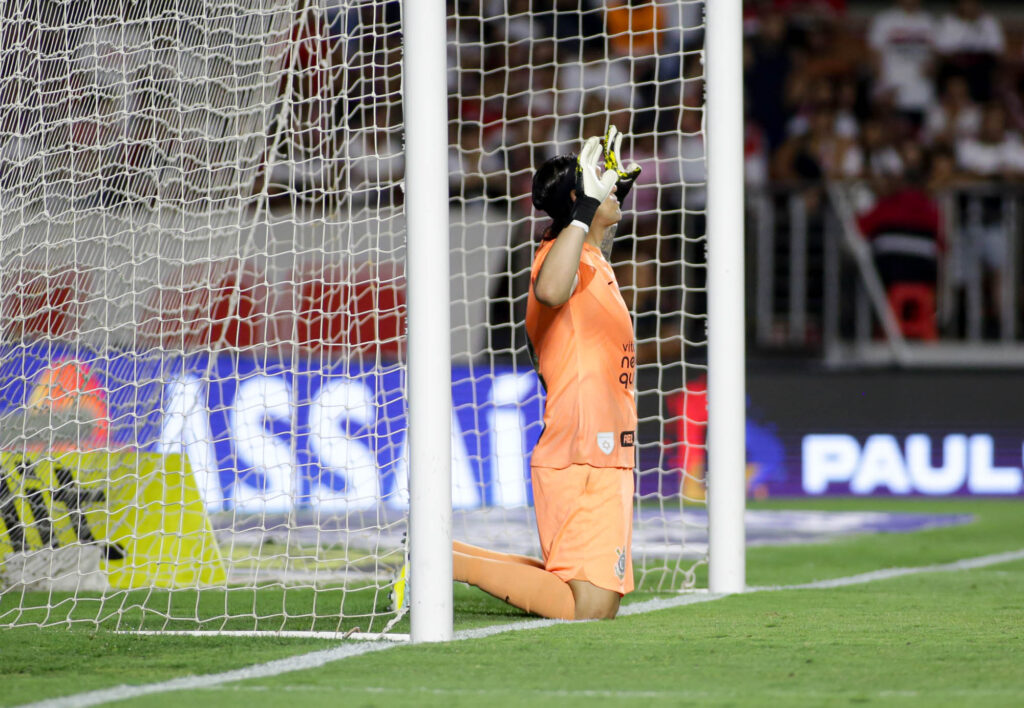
[
  {"xmin": 602, "ymin": 125, "xmax": 642, "ymax": 202},
  {"xmin": 570, "ymin": 136, "xmax": 619, "ymax": 232}
]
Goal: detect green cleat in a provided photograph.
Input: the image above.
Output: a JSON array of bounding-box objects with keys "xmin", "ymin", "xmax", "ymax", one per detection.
[{"xmin": 389, "ymin": 534, "xmax": 409, "ymax": 613}]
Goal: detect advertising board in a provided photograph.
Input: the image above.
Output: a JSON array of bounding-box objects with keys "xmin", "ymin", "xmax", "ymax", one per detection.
[{"xmin": 2, "ymin": 346, "xmax": 1021, "ymax": 504}]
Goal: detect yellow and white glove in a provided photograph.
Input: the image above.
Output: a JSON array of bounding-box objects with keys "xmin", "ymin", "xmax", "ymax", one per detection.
[
  {"xmin": 602, "ymin": 125, "xmax": 642, "ymax": 202},
  {"xmin": 570, "ymin": 136, "xmax": 619, "ymax": 232}
]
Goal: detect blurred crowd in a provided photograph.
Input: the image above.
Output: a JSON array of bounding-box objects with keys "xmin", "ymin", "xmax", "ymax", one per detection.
[
  {"xmin": 278, "ymin": 0, "xmax": 697, "ymax": 213},
  {"xmin": 438, "ymin": 0, "xmax": 701, "ymax": 360},
  {"xmin": 444, "ymin": 0, "xmax": 697, "ymax": 208},
  {"xmin": 279, "ymin": 0, "xmax": 1024, "ymax": 348},
  {"xmin": 744, "ymin": 0, "xmax": 1024, "ymax": 341},
  {"xmin": 745, "ymin": 0, "xmax": 1024, "ymax": 194}
]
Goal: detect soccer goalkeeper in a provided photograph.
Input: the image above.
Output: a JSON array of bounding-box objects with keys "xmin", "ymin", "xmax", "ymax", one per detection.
[{"xmin": 450, "ymin": 127, "xmax": 642, "ymax": 620}]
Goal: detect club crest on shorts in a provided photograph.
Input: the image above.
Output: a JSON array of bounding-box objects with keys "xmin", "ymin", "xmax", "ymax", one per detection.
[
  {"xmin": 614, "ymin": 547, "xmax": 626, "ymax": 581},
  {"xmin": 596, "ymin": 432, "xmax": 614, "ymax": 455}
]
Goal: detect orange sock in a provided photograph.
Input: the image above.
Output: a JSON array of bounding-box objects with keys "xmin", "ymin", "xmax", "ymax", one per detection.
[
  {"xmin": 453, "ymin": 551, "xmax": 574, "ymax": 620},
  {"xmin": 453, "ymin": 540, "xmax": 545, "ymax": 569}
]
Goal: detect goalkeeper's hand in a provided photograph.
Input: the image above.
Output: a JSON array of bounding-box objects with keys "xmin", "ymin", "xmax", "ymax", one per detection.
[
  {"xmin": 570, "ymin": 136, "xmax": 619, "ymax": 232},
  {"xmin": 602, "ymin": 125, "xmax": 642, "ymax": 202}
]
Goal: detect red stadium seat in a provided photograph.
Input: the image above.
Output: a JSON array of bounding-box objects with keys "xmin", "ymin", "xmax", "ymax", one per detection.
[
  {"xmin": 295, "ymin": 261, "xmax": 404, "ymax": 358},
  {"xmin": 202, "ymin": 269, "xmax": 267, "ymax": 350},
  {"xmin": 2, "ymin": 270, "xmax": 85, "ymax": 340},
  {"xmin": 887, "ymin": 283, "xmax": 938, "ymax": 341},
  {"xmin": 138, "ymin": 261, "xmax": 268, "ymax": 351}
]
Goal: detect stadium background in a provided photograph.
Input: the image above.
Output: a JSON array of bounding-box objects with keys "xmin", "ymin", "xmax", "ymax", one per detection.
[{"xmin": 3, "ymin": 0, "xmax": 1024, "ymax": 511}]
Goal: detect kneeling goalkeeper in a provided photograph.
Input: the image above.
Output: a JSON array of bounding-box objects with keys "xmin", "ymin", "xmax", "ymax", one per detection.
[{"xmin": 452, "ymin": 128, "xmax": 641, "ymax": 620}]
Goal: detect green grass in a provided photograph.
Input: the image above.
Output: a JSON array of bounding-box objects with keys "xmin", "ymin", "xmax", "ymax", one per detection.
[
  {"xmin": 0, "ymin": 586, "xmax": 392, "ymax": 634},
  {"xmin": 156, "ymin": 562, "xmax": 1023, "ymax": 708},
  {"xmin": 745, "ymin": 497, "xmax": 1023, "ymax": 587},
  {"xmin": 1, "ymin": 498, "xmax": 1022, "ymax": 707}
]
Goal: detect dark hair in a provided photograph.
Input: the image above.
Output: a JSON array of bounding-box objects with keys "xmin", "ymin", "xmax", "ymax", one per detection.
[{"xmin": 531, "ymin": 154, "xmax": 576, "ymax": 240}]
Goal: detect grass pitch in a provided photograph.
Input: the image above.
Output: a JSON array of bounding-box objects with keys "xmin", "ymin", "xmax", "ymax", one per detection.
[{"xmin": 1, "ymin": 498, "xmax": 1022, "ymax": 707}]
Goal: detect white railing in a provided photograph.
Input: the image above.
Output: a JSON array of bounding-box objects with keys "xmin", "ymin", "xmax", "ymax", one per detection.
[{"xmin": 748, "ymin": 183, "xmax": 1024, "ymax": 367}]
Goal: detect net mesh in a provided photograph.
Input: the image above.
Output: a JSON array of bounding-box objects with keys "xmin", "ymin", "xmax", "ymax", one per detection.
[
  {"xmin": 446, "ymin": 0, "xmax": 709, "ymax": 590},
  {"xmin": 0, "ymin": 0, "xmax": 709, "ymax": 632}
]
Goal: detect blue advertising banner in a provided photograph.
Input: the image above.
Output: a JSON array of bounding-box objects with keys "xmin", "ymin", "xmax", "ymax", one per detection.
[
  {"xmin": 0, "ymin": 345, "xmax": 545, "ymax": 511},
  {"xmin": 4, "ymin": 346, "xmax": 1022, "ymax": 503},
  {"xmin": 742, "ymin": 369, "xmax": 1024, "ymax": 497}
]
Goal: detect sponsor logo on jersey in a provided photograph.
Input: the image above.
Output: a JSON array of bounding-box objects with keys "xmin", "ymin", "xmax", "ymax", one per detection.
[
  {"xmin": 614, "ymin": 547, "xmax": 626, "ymax": 581},
  {"xmin": 596, "ymin": 432, "xmax": 614, "ymax": 455},
  {"xmin": 620, "ymin": 431, "xmax": 634, "ymax": 447}
]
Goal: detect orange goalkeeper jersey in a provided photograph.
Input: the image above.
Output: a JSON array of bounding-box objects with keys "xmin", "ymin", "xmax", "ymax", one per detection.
[{"xmin": 525, "ymin": 240, "xmax": 637, "ymax": 469}]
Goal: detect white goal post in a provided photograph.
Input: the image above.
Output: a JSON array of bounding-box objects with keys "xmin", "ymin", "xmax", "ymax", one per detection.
[
  {"xmin": 0, "ymin": 0, "xmax": 745, "ymax": 641},
  {"xmin": 403, "ymin": 0, "xmax": 453, "ymax": 644},
  {"xmin": 705, "ymin": 0, "xmax": 747, "ymax": 595}
]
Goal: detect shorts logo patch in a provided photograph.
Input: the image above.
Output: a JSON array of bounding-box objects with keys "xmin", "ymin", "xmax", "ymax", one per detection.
[
  {"xmin": 614, "ymin": 547, "xmax": 626, "ymax": 581},
  {"xmin": 620, "ymin": 431, "xmax": 634, "ymax": 447},
  {"xmin": 596, "ymin": 432, "xmax": 614, "ymax": 455}
]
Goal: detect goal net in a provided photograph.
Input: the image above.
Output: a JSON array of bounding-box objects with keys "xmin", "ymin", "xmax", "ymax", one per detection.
[{"xmin": 0, "ymin": 0, "xmax": 709, "ymax": 634}]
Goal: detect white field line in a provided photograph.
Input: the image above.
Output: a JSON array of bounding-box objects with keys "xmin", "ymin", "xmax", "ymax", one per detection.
[
  {"xmin": 748, "ymin": 548, "xmax": 1024, "ymax": 591},
  {"xmin": 123, "ymin": 631, "xmax": 411, "ymax": 642},
  {"xmin": 18, "ymin": 548, "xmax": 1024, "ymax": 708}
]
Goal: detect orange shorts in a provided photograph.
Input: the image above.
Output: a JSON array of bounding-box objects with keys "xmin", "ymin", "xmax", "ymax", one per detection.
[{"xmin": 531, "ymin": 464, "xmax": 635, "ymax": 595}]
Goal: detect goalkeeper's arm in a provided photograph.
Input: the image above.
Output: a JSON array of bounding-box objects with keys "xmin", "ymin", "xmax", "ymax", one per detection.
[{"xmin": 534, "ymin": 137, "xmax": 617, "ymax": 307}]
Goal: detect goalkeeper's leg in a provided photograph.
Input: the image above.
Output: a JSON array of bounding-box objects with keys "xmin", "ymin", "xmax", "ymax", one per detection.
[
  {"xmin": 453, "ymin": 540, "xmax": 545, "ymax": 569},
  {"xmin": 453, "ymin": 550, "xmax": 575, "ymax": 620},
  {"xmin": 452, "ymin": 552, "xmax": 621, "ymax": 620}
]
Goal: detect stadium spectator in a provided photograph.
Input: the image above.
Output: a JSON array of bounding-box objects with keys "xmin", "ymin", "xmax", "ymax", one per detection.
[
  {"xmin": 745, "ymin": 0, "xmax": 847, "ymax": 28},
  {"xmin": 923, "ymin": 75, "xmax": 982, "ymax": 147},
  {"xmin": 628, "ymin": 125, "xmax": 684, "ymax": 238},
  {"xmin": 747, "ymin": 0, "xmax": 846, "ymax": 46},
  {"xmin": 744, "ymin": 9, "xmax": 795, "ymax": 153},
  {"xmin": 555, "ymin": 41, "xmax": 632, "ymax": 123},
  {"xmin": 926, "ymin": 144, "xmax": 958, "ymax": 194},
  {"xmin": 833, "ymin": 78, "xmax": 861, "ymax": 141},
  {"xmin": 448, "ymin": 120, "xmax": 504, "ymax": 204},
  {"xmin": 857, "ymin": 147, "xmax": 944, "ymax": 292},
  {"xmin": 867, "ymin": 0, "xmax": 937, "ymax": 130},
  {"xmin": 532, "ymin": 0, "xmax": 604, "ymax": 54},
  {"xmin": 772, "ymin": 101, "xmax": 851, "ymax": 182},
  {"xmin": 854, "ymin": 142, "xmax": 945, "ymax": 340},
  {"xmin": 791, "ymin": 9, "xmax": 863, "ymax": 84},
  {"xmin": 836, "ymin": 116, "xmax": 904, "ymax": 183},
  {"xmin": 495, "ymin": 0, "xmax": 541, "ymax": 45},
  {"xmin": 786, "ymin": 79, "xmax": 856, "ymax": 143},
  {"xmin": 952, "ymin": 102, "xmax": 1024, "ymax": 337},
  {"xmin": 605, "ymin": 0, "xmax": 670, "ymax": 59},
  {"xmin": 956, "ymin": 103, "xmax": 1024, "ymax": 181},
  {"xmin": 604, "ymin": 0, "xmax": 681, "ymax": 130},
  {"xmin": 1002, "ymin": 45, "xmax": 1024, "ymax": 136},
  {"xmin": 935, "ymin": 0, "xmax": 1005, "ymax": 103}
]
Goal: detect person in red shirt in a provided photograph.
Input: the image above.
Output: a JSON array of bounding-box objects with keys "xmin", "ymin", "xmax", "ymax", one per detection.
[
  {"xmin": 856, "ymin": 145, "xmax": 945, "ymax": 339},
  {"xmin": 448, "ymin": 130, "xmax": 642, "ymax": 620},
  {"xmin": 857, "ymin": 146, "xmax": 945, "ymax": 289}
]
